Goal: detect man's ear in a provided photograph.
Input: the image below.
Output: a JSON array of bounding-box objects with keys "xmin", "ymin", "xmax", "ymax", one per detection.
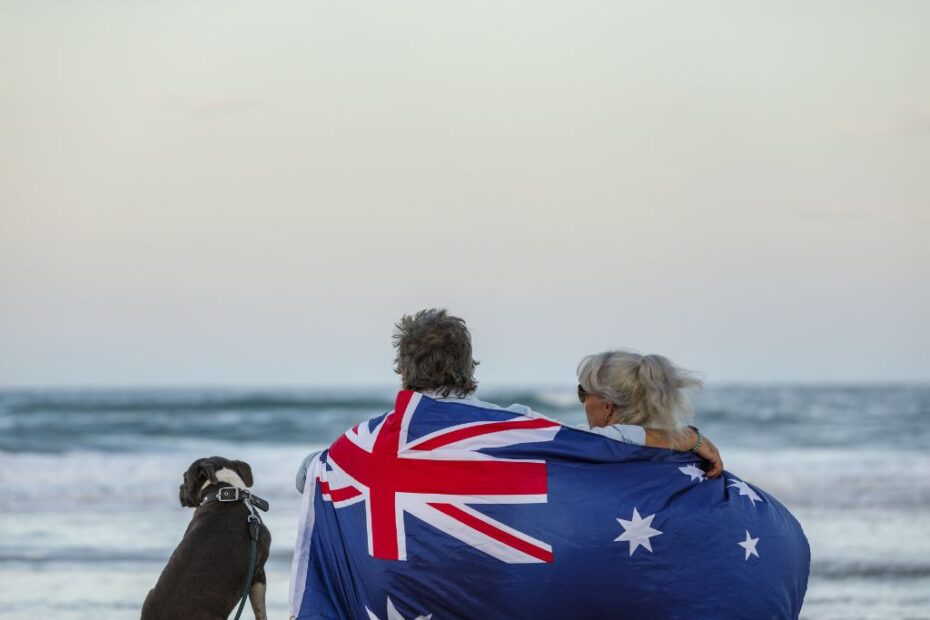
[{"xmin": 232, "ymin": 460, "xmax": 254, "ymax": 487}]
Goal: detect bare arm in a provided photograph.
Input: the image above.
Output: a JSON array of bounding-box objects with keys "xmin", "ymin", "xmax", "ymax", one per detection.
[{"xmin": 642, "ymin": 428, "xmax": 723, "ymax": 479}]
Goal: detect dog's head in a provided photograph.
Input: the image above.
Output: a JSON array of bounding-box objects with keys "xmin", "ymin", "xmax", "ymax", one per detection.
[{"xmin": 179, "ymin": 456, "xmax": 254, "ymax": 507}]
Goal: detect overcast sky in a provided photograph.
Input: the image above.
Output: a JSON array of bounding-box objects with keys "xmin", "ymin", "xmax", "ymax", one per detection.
[{"xmin": 1, "ymin": 1, "xmax": 928, "ymax": 388}]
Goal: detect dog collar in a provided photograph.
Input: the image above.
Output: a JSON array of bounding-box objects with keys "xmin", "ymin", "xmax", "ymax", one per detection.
[{"xmin": 201, "ymin": 486, "xmax": 270, "ymax": 512}]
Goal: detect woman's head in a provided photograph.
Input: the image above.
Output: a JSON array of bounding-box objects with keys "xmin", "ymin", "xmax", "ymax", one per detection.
[{"xmin": 576, "ymin": 350, "xmax": 702, "ymax": 430}]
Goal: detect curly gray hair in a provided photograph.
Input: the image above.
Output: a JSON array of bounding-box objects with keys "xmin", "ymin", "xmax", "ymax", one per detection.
[
  {"xmin": 393, "ymin": 308, "xmax": 479, "ymax": 397},
  {"xmin": 577, "ymin": 350, "xmax": 702, "ymax": 430}
]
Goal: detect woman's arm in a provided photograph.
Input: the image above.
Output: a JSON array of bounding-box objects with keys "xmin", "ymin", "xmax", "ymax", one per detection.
[{"xmin": 642, "ymin": 428, "xmax": 723, "ymax": 479}]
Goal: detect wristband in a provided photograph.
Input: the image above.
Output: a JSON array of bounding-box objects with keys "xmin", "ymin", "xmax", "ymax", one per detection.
[{"xmin": 688, "ymin": 425, "xmax": 702, "ymax": 452}]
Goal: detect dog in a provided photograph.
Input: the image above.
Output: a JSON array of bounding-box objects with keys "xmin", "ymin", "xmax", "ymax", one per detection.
[{"xmin": 141, "ymin": 456, "xmax": 272, "ymax": 620}]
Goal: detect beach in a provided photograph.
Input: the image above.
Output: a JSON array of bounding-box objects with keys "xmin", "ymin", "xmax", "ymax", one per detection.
[{"xmin": 2, "ymin": 385, "xmax": 928, "ymax": 619}]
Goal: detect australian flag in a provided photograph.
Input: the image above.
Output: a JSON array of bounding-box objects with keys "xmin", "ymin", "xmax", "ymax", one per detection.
[{"xmin": 290, "ymin": 390, "xmax": 810, "ymax": 619}]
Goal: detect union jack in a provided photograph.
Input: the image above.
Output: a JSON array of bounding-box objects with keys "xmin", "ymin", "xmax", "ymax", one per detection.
[{"xmin": 318, "ymin": 390, "xmax": 562, "ymax": 563}]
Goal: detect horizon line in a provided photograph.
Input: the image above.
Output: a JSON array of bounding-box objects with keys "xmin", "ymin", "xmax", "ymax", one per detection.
[{"xmin": 1, "ymin": 379, "xmax": 928, "ymax": 393}]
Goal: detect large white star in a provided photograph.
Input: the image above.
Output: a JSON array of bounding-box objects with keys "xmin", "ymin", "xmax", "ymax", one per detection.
[
  {"xmin": 615, "ymin": 508, "xmax": 663, "ymax": 556},
  {"xmin": 679, "ymin": 463, "xmax": 706, "ymax": 482},
  {"xmin": 728, "ymin": 479, "xmax": 763, "ymax": 505},
  {"xmin": 738, "ymin": 530, "xmax": 760, "ymax": 560},
  {"xmin": 367, "ymin": 597, "xmax": 432, "ymax": 620}
]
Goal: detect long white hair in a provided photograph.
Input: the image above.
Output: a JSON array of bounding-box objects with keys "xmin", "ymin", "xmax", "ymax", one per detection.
[{"xmin": 577, "ymin": 350, "xmax": 702, "ymax": 430}]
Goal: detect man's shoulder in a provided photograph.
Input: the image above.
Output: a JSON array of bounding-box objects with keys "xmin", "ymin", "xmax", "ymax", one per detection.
[{"xmin": 420, "ymin": 390, "xmax": 558, "ymax": 422}]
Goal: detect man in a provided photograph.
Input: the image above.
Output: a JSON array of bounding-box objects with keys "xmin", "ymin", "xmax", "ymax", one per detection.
[{"xmin": 290, "ymin": 309, "xmax": 808, "ymax": 620}]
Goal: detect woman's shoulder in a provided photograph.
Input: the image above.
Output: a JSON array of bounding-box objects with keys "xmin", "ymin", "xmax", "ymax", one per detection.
[{"xmin": 573, "ymin": 423, "xmax": 646, "ymax": 445}]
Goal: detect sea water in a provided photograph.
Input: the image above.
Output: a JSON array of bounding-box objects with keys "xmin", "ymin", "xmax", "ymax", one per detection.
[{"xmin": 1, "ymin": 386, "xmax": 928, "ymax": 620}]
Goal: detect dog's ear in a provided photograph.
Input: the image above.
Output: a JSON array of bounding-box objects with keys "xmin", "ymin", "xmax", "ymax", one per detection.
[
  {"xmin": 179, "ymin": 459, "xmax": 221, "ymax": 507},
  {"xmin": 202, "ymin": 462, "xmax": 217, "ymax": 485},
  {"xmin": 231, "ymin": 460, "xmax": 254, "ymax": 487},
  {"xmin": 179, "ymin": 462, "xmax": 205, "ymax": 507}
]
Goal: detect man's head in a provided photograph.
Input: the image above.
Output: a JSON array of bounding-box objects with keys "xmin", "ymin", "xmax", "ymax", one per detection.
[{"xmin": 393, "ymin": 308, "xmax": 479, "ymax": 398}]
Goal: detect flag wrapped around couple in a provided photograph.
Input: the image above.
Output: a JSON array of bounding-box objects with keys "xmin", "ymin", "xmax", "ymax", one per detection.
[{"xmin": 290, "ymin": 390, "xmax": 810, "ymax": 619}]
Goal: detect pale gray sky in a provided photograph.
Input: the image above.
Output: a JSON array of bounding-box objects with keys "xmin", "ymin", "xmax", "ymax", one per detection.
[{"xmin": 1, "ymin": 1, "xmax": 928, "ymax": 387}]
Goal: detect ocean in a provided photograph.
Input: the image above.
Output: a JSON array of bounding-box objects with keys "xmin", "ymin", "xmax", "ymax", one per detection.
[{"xmin": 1, "ymin": 385, "xmax": 928, "ymax": 619}]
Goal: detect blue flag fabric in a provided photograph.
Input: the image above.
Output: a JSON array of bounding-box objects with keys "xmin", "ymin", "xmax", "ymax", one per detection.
[{"xmin": 290, "ymin": 391, "xmax": 810, "ymax": 620}]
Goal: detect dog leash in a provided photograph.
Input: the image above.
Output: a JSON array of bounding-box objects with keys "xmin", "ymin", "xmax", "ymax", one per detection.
[
  {"xmin": 202, "ymin": 487, "xmax": 270, "ymax": 620},
  {"xmin": 233, "ymin": 506, "xmax": 260, "ymax": 620}
]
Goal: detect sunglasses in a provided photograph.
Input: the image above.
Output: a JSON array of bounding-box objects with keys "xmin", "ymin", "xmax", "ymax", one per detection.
[{"xmin": 577, "ymin": 384, "xmax": 589, "ymax": 403}]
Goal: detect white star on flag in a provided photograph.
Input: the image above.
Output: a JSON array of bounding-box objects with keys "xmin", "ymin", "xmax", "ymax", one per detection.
[
  {"xmin": 738, "ymin": 530, "xmax": 760, "ymax": 560},
  {"xmin": 367, "ymin": 597, "xmax": 432, "ymax": 620},
  {"xmin": 615, "ymin": 508, "xmax": 663, "ymax": 556},
  {"xmin": 728, "ymin": 479, "xmax": 763, "ymax": 505},
  {"xmin": 678, "ymin": 463, "xmax": 706, "ymax": 482}
]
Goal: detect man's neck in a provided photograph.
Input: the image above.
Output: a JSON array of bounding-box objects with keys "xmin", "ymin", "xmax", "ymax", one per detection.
[{"xmin": 420, "ymin": 389, "xmax": 476, "ymax": 401}]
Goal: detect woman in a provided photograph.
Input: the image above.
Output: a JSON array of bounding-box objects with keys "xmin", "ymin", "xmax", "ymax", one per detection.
[{"xmin": 576, "ymin": 350, "xmax": 723, "ymax": 478}]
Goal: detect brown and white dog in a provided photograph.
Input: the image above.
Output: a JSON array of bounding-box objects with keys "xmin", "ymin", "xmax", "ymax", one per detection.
[{"xmin": 141, "ymin": 456, "xmax": 271, "ymax": 620}]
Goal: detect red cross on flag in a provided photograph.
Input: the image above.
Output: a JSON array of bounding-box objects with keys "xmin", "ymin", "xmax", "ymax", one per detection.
[{"xmin": 319, "ymin": 391, "xmax": 562, "ymax": 564}]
